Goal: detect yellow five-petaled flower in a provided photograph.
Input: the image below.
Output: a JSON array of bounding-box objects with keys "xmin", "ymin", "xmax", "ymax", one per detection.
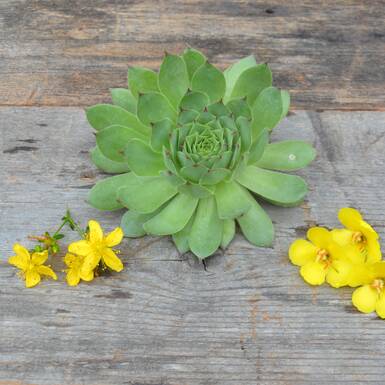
[
  {"xmin": 64, "ymin": 253, "xmax": 94, "ymax": 286},
  {"xmin": 8, "ymin": 243, "xmax": 57, "ymax": 288},
  {"xmin": 68, "ymin": 220, "xmax": 124, "ymax": 276}
]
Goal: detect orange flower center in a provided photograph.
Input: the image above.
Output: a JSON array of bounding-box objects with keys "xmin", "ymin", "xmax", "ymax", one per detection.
[
  {"xmin": 371, "ymin": 279, "xmax": 384, "ymax": 293},
  {"xmin": 352, "ymin": 231, "xmax": 366, "ymax": 244},
  {"xmin": 316, "ymin": 248, "xmax": 332, "ymax": 269}
]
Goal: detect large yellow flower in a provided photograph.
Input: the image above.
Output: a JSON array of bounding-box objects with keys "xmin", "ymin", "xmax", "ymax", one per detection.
[
  {"xmin": 8, "ymin": 243, "xmax": 57, "ymax": 288},
  {"xmin": 68, "ymin": 220, "xmax": 124, "ymax": 275},
  {"xmin": 64, "ymin": 253, "xmax": 94, "ymax": 286},
  {"xmin": 352, "ymin": 262, "xmax": 385, "ymax": 318},
  {"xmin": 332, "ymin": 208, "xmax": 381, "ymax": 264},
  {"xmin": 289, "ymin": 227, "xmax": 361, "ymax": 287}
]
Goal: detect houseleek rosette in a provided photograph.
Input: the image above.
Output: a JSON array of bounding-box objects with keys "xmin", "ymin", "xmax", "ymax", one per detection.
[{"xmin": 86, "ymin": 48, "xmax": 316, "ymax": 259}]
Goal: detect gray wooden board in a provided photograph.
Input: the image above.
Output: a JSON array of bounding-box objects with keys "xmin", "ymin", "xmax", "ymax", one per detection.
[
  {"xmin": 0, "ymin": 0, "xmax": 384, "ymax": 110},
  {"xmin": 1, "ymin": 108, "xmax": 385, "ymax": 384}
]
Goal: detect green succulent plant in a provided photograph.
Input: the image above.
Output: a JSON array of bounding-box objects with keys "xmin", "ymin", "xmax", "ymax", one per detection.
[{"xmin": 86, "ymin": 48, "xmax": 316, "ymax": 259}]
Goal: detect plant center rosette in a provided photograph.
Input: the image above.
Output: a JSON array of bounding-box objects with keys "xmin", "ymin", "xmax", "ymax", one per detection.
[{"xmin": 86, "ymin": 48, "xmax": 316, "ymax": 259}]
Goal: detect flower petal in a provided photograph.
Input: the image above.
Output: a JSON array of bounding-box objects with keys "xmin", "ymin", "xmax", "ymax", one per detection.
[
  {"xmin": 11, "ymin": 243, "xmax": 30, "ymax": 268},
  {"xmin": 25, "ymin": 270, "xmax": 41, "ymax": 288},
  {"xmin": 68, "ymin": 240, "xmax": 93, "ymax": 256},
  {"xmin": 375, "ymin": 293, "xmax": 385, "ymax": 319},
  {"xmin": 300, "ymin": 261, "xmax": 326, "ymax": 286},
  {"xmin": 81, "ymin": 254, "xmax": 100, "ymax": 276},
  {"xmin": 64, "ymin": 253, "xmax": 77, "ymax": 267},
  {"xmin": 8, "ymin": 255, "xmax": 28, "ymax": 270},
  {"xmin": 331, "ymin": 229, "xmax": 353, "ymax": 246},
  {"xmin": 289, "ymin": 239, "xmax": 317, "ymax": 266},
  {"xmin": 326, "ymin": 259, "xmax": 351, "ymax": 288},
  {"xmin": 88, "ymin": 220, "xmax": 104, "ymax": 243},
  {"xmin": 102, "ymin": 248, "xmax": 123, "ymax": 272},
  {"xmin": 348, "ymin": 263, "xmax": 375, "ymax": 287},
  {"xmin": 307, "ymin": 227, "xmax": 331, "ymax": 249},
  {"xmin": 80, "ymin": 269, "xmax": 94, "ymax": 282},
  {"xmin": 105, "ymin": 227, "xmax": 124, "ymax": 247},
  {"xmin": 37, "ymin": 265, "xmax": 57, "ymax": 280},
  {"xmin": 352, "ymin": 285, "xmax": 378, "ymax": 314},
  {"xmin": 66, "ymin": 269, "xmax": 81, "ymax": 286},
  {"xmin": 31, "ymin": 250, "xmax": 48, "ymax": 265},
  {"xmin": 338, "ymin": 207, "xmax": 362, "ymax": 231}
]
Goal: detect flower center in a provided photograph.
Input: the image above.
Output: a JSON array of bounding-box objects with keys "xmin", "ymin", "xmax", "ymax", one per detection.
[
  {"xmin": 371, "ymin": 279, "xmax": 384, "ymax": 293},
  {"xmin": 316, "ymin": 248, "xmax": 329, "ymax": 262},
  {"xmin": 352, "ymin": 231, "xmax": 365, "ymax": 244}
]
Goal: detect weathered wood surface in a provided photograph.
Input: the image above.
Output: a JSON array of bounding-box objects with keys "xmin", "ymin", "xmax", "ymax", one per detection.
[
  {"xmin": 0, "ymin": 0, "xmax": 384, "ymax": 110},
  {"xmin": 1, "ymin": 108, "xmax": 385, "ymax": 384}
]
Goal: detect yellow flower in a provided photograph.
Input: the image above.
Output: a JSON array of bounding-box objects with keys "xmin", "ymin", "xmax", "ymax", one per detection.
[
  {"xmin": 289, "ymin": 227, "xmax": 361, "ymax": 287},
  {"xmin": 68, "ymin": 220, "xmax": 124, "ymax": 275},
  {"xmin": 8, "ymin": 243, "xmax": 57, "ymax": 288},
  {"xmin": 352, "ymin": 262, "xmax": 385, "ymax": 318},
  {"xmin": 332, "ymin": 208, "xmax": 381, "ymax": 264},
  {"xmin": 64, "ymin": 253, "xmax": 94, "ymax": 286}
]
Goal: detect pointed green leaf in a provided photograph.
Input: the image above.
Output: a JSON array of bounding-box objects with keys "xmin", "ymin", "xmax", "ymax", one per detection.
[
  {"xmin": 237, "ymin": 116, "xmax": 252, "ymax": 152},
  {"xmin": 226, "ymin": 98, "xmax": 251, "ymax": 119},
  {"xmin": 124, "ymin": 139, "xmax": 165, "ymax": 176},
  {"xmin": 188, "ymin": 196, "xmax": 223, "ymax": 259},
  {"xmin": 137, "ymin": 92, "xmax": 177, "ymax": 126},
  {"xmin": 230, "ymin": 64, "xmax": 272, "ymax": 104},
  {"xmin": 172, "ymin": 214, "xmax": 195, "ymax": 254},
  {"xmin": 110, "ymin": 88, "xmax": 136, "ymax": 114},
  {"xmin": 236, "ymin": 165, "xmax": 308, "ymax": 206},
  {"xmin": 96, "ymin": 125, "xmax": 147, "ymax": 162},
  {"xmin": 162, "ymin": 147, "xmax": 178, "ymax": 174},
  {"xmin": 207, "ymin": 103, "xmax": 231, "ymax": 117},
  {"xmin": 117, "ymin": 176, "xmax": 177, "ymax": 213},
  {"xmin": 256, "ymin": 141, "xmax": 316, "ymax": 171},
  {"xmin": 151, "ymin": 119, "xmax": 174, "ymax": 152},
  {"xmin": 128, "ymin": 67, "xmax": 159, "ymax": 98},
  {"xmin": 221, "ymin": 219, "xmax": 235, "ymax": 249},
  {"xmin": 178, "ymin": 182, "xmax": 214, "ymax": 199},
  {"xmin": 143, "ymin": 193, "xmax": 198, "ymax": 235},
  {"xmin": 191, "ymin": 62, "xmax": 226, "ymax": 103},
  {"xmin": 248, "ymin": 128, "xmax": 268, "ymax": 165},
  {"xmin": 182, "ymin": 48, "xmax": 206, "ymax": 82},
  {"xmin": 200, "ymin": 168, "xmax": 230, "ymax": 185},
  {"xmin": 90, "ymin": 146, "xmax": 129, "ymax": 174},
  {"xmin": 158, "ymin": 53, "xmax": 189, "ymax": 109},
  {"xmin": 88, "ymin": 173, "xmax": 135, "ymax": 211},
  {"xmin": 180, "ymin": 91, "xmax": 209, "ymax": 112},
  {"xmin": 86, "ymin": 104, "xmax": 150, "ymax": 134},
  {"xmin": 237, "ymin": 189, "xmax": 274, "ymax": 247},
  {"xmin": 223, "ymin": 55, "xmax": 257, "ymax": 103},
  {"xmin": 215, "ymin": 180, "xmax": 251, "ymax": 219},
  {"xmin": 251, "ymin": 87, "xmax": 283, "ymax": 137},
  {"xmin": 178, "ymin": 110, "xmax": 199, "ymax": 125},
  {"xmin": 180, "ymin": 164, "xmax": 208, "ymax": 183},
  {"xmin": 121, "ymin": 210, "xmax": 154, "ymax": 237}
]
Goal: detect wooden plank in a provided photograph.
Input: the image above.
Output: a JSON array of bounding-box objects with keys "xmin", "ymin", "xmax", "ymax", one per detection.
[
  {"xmin": 0, "ymin": 1, "xmax": 384, "ymax": 110},
  {"xmin": 1, "ymin": 108, "xmax": 385, "ymax": 384}
]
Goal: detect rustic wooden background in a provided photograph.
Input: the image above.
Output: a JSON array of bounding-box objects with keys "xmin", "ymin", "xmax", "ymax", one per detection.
[{"xmin": 1, "ymin": 1, "xmax": 385, "ymax": 384}]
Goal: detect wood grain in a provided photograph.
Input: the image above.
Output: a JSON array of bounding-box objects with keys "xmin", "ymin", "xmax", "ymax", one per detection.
[
  {"xmin": 0, "ymin": 0, "xmax": 384, "ymax": 110},
  {"xmin": 1, "ymin": 108, "xmax": 385, "ymax": 384}
]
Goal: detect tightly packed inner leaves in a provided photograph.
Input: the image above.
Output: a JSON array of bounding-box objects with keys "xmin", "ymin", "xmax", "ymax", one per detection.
[{"xmin": 87, "ymin": 48, "xmax": 316, "ymax": 259}]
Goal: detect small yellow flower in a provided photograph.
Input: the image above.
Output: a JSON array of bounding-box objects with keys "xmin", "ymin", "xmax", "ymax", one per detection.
[
  {"xmin": 68, "ymin": 220, "xmax": 124, "ymax": 275},
  {"xmin": 289, "ymin": 227, "xmax": 361, "ymax": 287},
  {"xmin": 64, "ymin": 253, "xmax": 94, "ymax": 286},
  {"xmin": 352, "ymin": 262, "xmax": 385, "ymax": 318},
  {"xmin": 332, "ymin": 208, "xmax": 381, "ymax": 263},
  {"xmin": 8, "ymin": 243, "xmax": 57, "ymax": 288}
]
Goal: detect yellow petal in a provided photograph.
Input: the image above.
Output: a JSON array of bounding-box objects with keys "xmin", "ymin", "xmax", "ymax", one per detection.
[
  {"xmin": 68, "ymin": 240, "xmax": 92, "ymax": 256},
  {"xmin": 25, "ymin": 269, "xmax": 41, "ymax": 288},
  {"xmin": 326, "ymin": 259, "xmax": 351, "ymax": 288},
  {"xmin": 88, "ymin": 220, "xmax": 103, "ymax": 243},
  {"xmin": 66, "ymin": 269, "xmax": 81, "ymax": 286},
  {"xmin": 366, "ymin": 235, "xmax": 382, "ymax": 263},
  {"xmin": 338, "ymin": 207, "xmax": 362, "ymax": 231},
  {"xmin": 64, "ymin": 253, "xmax": 77, "ymax": 267},
  {"xmin": 348, "ymin": 263, "xmax": 375, "ymax": 287},
  {"xmin": 31, "ymin": 250, "xmax": 48, "ymax": 265},
  {"xmin": 360, "ymin": 221, "xmax": 379, "ymax": 240},
  {"xmin": 307, "ymin": 227, "xmax": 331, "ymax": 249},
  {"xmin": 300, "ymin": 261, "xmax": 326, "ymax": 286},
  {"xmin": 329, "ymin": 243, "xmax": 364, "ymax": 265},
  {"xmin": 331, "ymin": 229, "xmax": 353, "ymax": 246},
  {"xmin": 289, "ymin": 239, "xmax": 317, "ymax": 266},
  {"xmin": 374, "ymin": 261, "xmax": 385, "ymax": 279},
  {"xmin": 102, "ymin": 248, "xmax": 123, "ymax": 272},
  {"xmin": 37, "ymin": 265, "xmax": 57, "ymax": 280},
  {"xmin": 8, "ymin": 255, "xmax": 28, "ymax": 270},
  {"xmin": 81, "ymin": 254, "xmax": 100, "ymax": 276},
  {"xmin": 80, "ymin": 269, "xmax": 94, "ymax": 282},
  {"xmin": 105, "ymin": 227, "xmax": 124, "ymax": 247},
  {"xmin": 352, "ymin": 285, "xmax": 378, "ymax": 313},
  {"xmin": 376, "ymin": 293, "xmax": 385, "ymax": 319}
]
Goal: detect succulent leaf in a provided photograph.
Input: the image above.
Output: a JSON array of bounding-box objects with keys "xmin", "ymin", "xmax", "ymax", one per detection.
[
  {"xmin": 256, "ymin": 141, "xmax": 316, "ymax": 171},
  {"xmin": 110, "ymin": 88, "xmax": 137, "ymax": 114},
  {"xmin": 88, "ymin": 173, "xmax": 135, "ymax": 211},
  {"xmin": 188, "ymin": 196, "xmax": 223, "ymax": 259},
  {"xmin": 90, "ymin": 146, "xmax": 129, "ymax": 174},
  {"xmin": 86, "ymin": 48, "xmax": 316, "ymax": 259}
]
